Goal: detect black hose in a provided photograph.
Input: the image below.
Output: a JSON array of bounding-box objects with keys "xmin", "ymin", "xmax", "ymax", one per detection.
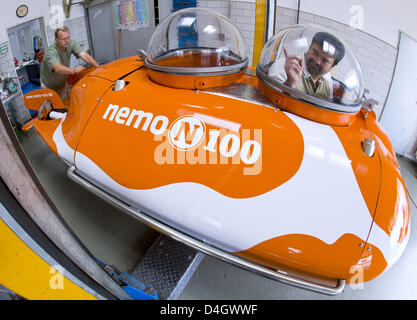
[{"xmin": 297, "ymin": 0, "xmax": 301, "ymax": 24}]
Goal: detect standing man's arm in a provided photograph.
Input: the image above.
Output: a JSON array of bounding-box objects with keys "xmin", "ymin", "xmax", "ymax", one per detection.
[
  {"xmin": 52, "ymin": 52, "xmax": 99, "ymax": 75},
  {"xmin": 78, "ymin": 52, "xmax": 100, "ymax": 68},
  {"xmin": 52, "ymin": 63, "xmax": 78, "ymax": 75}
]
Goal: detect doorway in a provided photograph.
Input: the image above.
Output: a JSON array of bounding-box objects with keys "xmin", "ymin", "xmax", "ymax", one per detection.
[
  {"xmin": 380, "ymin": 32, "xmax": 417, "ymax": 162},
  {"xmin": 7, "ymin": 17, "xmax": 47, "ymax": 96}
]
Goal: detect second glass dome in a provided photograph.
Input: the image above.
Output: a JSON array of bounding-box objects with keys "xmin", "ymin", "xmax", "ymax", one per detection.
[
  {"xmin": 257, "ymin": 24, "xmax": 364, "ymax": 112},
  {"xmin": 145, "ymin": 8, "xmax": 247, "ymax": 75}
]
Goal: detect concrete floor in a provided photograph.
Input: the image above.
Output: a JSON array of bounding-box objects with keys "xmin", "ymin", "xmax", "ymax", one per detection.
[{"xmin": 9, "ymin": 129, "xmax": 417, "ymax": 299}]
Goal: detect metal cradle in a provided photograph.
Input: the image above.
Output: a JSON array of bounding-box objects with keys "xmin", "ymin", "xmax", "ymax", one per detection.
[{"xmin": 67, "ymin": 166, "xmax": 346, "ymax": 296}]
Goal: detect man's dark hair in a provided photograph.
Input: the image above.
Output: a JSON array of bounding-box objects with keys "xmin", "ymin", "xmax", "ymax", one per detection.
[{"xmin": 311, "ymin": 32, "xmax": 345, "ymax": 66}]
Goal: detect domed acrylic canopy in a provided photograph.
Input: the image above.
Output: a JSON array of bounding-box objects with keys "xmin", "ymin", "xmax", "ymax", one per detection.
[
  {"xmin": 144, "ymin": 8, "xmax": 248, "ymax": 89},
  {"xmin": 256, "ymin": 25, "xmax": 364, "ymax": 121}
]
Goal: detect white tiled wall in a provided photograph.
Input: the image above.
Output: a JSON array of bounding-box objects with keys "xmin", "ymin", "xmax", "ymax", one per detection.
[
  {"xmin": 198, "ymin": 0, "xmax": 255, "ymax": 66},
  {"xmin": 198, "ymin": 0, "xmax": 230, "ymax": 17},
  {"xmin": 230, "ymin": 1, "xmax": 256, "ymax": 66}
]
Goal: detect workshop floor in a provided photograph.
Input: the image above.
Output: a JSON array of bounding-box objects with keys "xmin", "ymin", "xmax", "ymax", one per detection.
[{"xmin": 16, "ymin": 128, "xmax": 417, "ymax": 300}]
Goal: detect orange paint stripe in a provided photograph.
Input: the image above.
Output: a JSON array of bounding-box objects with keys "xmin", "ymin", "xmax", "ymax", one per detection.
[{"xmin": 237, "ymin": 232, "xmax": 387, "ymax": 283}]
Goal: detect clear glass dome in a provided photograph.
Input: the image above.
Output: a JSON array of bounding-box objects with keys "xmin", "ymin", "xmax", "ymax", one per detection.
[
  {"xmin": 257, "ymin": 25, "xmax": 364, "ymax": 111},
  {"xmin": 145, "ymin": 8, "xmax": 247, "ymax": 75}
]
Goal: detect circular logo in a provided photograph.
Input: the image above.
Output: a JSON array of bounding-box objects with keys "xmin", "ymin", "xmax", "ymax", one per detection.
[{"xmin": 168, "ymin": 116, "xmax": 206, "ymax": 151}]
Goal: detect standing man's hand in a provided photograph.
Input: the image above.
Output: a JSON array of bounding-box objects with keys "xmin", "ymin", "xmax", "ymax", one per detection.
[
  {"xmin": 283, "ymin": 47, "xmax": 303, "ymax": 88},
  {"xmin": 53, "ymin": 64, "xmax": 79, "ymax": 75},
  {"xmin": 74, "ymin": 65, "xmax": 86, "ymax": 73}
]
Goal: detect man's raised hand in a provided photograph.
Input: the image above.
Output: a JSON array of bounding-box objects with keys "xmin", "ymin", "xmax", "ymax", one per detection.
[{"xmin": 283, "ymin": 47, "xmax": 303, "ymax": 88}]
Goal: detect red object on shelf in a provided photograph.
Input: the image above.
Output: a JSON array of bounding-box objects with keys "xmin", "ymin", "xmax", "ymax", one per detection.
[{"xmin": 36, "ymin": 51, "xmax": 45, "ymax": 63}]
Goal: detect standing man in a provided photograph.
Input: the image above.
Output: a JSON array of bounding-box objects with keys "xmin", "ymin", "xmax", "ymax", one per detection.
[{"xmin": 40, "ymin": 26, "xmax": 100, "ymax": 101}]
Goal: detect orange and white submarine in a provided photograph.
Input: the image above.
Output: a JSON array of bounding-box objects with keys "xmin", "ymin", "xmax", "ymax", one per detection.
[{"xmin": 22, "ymin": 8, "xmax": 410, "ymax": 295}]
